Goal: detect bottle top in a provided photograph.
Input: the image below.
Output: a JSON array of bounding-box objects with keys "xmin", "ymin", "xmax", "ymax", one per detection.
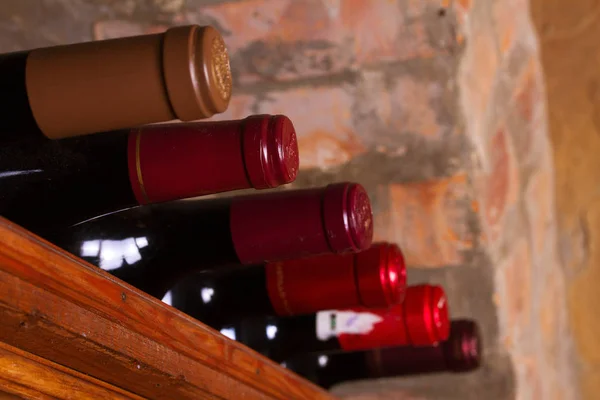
[
  {"xmin": 323, "ymin": 182, "xmax": 373, "ymax": 253},
  {"xmin": 403, "ymin": 285, "xmax": 450, "ymax": 346},
  {"xmin": 163, "ymin": 25, "xmax": 232, "ymax": 121},
  {"xmin": 364, "ymin": 318, "xmax": 481, "ymax": 377},
  {"xmin": 242, "ymin": 115, "xmax": 299, "ymax": 189},
  {"xmin": 126, "ymin": 114, "xmax": 298, "ymax": 204},
  {"xmin": 24, "ymin": 24, "xmax": 232, "ymax": 139},
  {"xmin": 443, "ymin": 320, "xmax": 482, "ymax": 372},
  {"xmin": 355, "ymin": 242, "xmax": 407, "ymax": 307},
  {"xmin": 334, "ymin": 284, "xmax": 450, "ymax": 351},
  {"xmin": 230, "ymin": 182, "xmax": 374, "ymax": 264}
]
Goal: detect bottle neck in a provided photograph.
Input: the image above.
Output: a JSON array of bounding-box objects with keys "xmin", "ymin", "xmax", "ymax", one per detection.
[
  {"xmin": 55, "ymin": 198, "xmax": 241, "ymax": 297},
  {"xmin": 287, "ymin": 345, "xmax": 449, "ymax": 389},
  {"xmin": 170, "ymin": 266, "xmax": 273, "ymax": 325},
  {"xmin": 364, "ymin": 345, "xmax": 447, "ymax": 377},
  {"xmin": 298, "ymin": 327, "xmax": 480, "ymax": 387},
  {"xmin": 284, "ymin": 352, "xmax": 370, "ymax": 389},
  {"xmin": 213, "ymin": 314, "xmax": 341, "ymax": 363},
  {"xmin": 0, "ymin": 50, "xmax": 43, "ymax": 142},
  {"xmin": 232, "ymin": 306, "xmax": 415, "ymax": 362},
  {"xmin": 0, "ymin": 129, "xmax": 134, "ymax": 235}
]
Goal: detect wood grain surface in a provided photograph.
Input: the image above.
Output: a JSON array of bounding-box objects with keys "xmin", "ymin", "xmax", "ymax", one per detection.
[
  {"xmin": 0, "ymin": 341, "xmax": 143, "ymax": 399},
  {"xmin": 0, "ymin": 217, "xmax": 335, "ymax": 400}
]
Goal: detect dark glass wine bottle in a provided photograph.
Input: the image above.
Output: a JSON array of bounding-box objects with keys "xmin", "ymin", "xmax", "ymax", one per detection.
[
  {"xmin": 212, "ymin": 285, "xmax": 449, "ymax": 363},
  {"xmin": 49, "ymin": 182, "xmax": 373, "ymax": 300},
  {"xmin": 168, "ymin": 242, "xmax": 406, "ymax": 326},
  {"xmin": 0, "ymin": 25, "xmax": 231, "ymax": 142},
  {"xmin": 283, "ymin": 319, "xmax": 481, "ymax": 389},
  {"xmin": 0, "ymin": 115, "xmax": 298, "ymax": 236}
]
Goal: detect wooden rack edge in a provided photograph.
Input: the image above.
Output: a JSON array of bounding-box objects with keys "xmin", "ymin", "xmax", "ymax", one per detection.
[
  {"xmin": 0, "ymin": 340, "xmax": 144, "ymax": 399},
  {"xmin": 0, "ymin": 217, "xmax": 334, "ymax": 400}
]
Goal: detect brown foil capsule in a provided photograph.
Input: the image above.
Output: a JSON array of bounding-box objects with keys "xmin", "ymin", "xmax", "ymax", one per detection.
[{"xmin": 26, "ymin": 25, "xmax": 232, "ymax": 139}]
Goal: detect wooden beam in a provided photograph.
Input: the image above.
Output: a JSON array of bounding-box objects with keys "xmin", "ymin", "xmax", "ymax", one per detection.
[
  {"xmin": 0, "ymin": 218, "xmax": 334, "ymax": 400},
  {"xmin": 0, "ymin": 340, "xmax": 143, "ymax": 399}
]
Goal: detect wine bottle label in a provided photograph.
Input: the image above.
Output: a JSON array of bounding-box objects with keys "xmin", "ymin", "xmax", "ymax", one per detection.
[
  {"xmin": 315, "ymin": 310, "xmax": 383, "ymax": 341},
  {"xmin": 319, "ymin": 305, "xmax": 412, "ymax": 351}
]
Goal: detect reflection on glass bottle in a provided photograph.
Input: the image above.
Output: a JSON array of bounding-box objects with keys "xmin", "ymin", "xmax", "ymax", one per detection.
[{"xmin": 81, "ymin": 236, "xmax": 149, "ymax": 271}]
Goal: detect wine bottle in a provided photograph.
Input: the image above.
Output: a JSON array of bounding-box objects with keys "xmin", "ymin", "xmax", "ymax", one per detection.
[
  {"xmin": 50, "ymin": 182, "xmax": 374, "ymax": 299},
  {"xmin": 169, "ymin": 242, "xmax": 406, "ymax": 326},
  {"xmin": 283, "ymin": 319, "xmax": 481, "ymax": 389},
  {"xmin": 0, "ymin": 25, "xmax": 231, "ymax": 142},
  {"xmin": 214, "ymin": 285, "xmax": 449, "ymax": 363},
  {"xmin": 0, "ymin": 115, "xmax": 298, "ymax": 235}
]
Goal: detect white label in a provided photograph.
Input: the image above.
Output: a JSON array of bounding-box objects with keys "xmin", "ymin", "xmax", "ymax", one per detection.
[{"xmin": 316, "ymin": 310, "xmax": 384, "ymax": 341}]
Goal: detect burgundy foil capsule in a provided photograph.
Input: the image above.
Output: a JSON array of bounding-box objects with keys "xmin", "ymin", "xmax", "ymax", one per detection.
[
  {"xmin": 242, "ymin": 114, "xmax": 299, "ymax": 189},
  {"xmin": 443, "ymin": 320, "xmax": 482, "ymax": 372},
  {"xmin": 362, "ymin": 319, "xmax": 481, "ymax": 380},
  {"xmin": 128, "ymin": 114, "xmax": 299, "ymax": 204},
  {"xmin": 265, "ymin": 242, "xmax": 407, "ymax": 316},
  {"xmin": 230, "ymin": 182, "xmax": 374, "ymax": 264}
]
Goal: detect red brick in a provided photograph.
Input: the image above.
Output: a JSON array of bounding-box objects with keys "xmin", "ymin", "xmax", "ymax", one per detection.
[
  {"xmin": 209, "ymin": 94, "xmax": 256, "ymax": 121},
  {"xmin": 525, "ymin": 158, "xmax": 555, "ymax": 257},
  {"xmin": 211, "ymin": 70, "xmax": 449, "ymax": 168},
  {"xmin": 496, "ymin": 237, "xmax": 532, "ymax": 334},
  {"xmin": 386, "ymin": 75, "xmax": 448, "ymax": 139},
  {"xmin": 459, "ymin": 29, "xmax": 500, "ymax": 168},
  {"xmin": 386, "ymin": 173, "xmax": 473, "ymax": 267},
  {"xmin": 154, "ymin": 0, "xmax": 185, "ymax": 14},
  {"xmin": 371, "ymin": 185, "xmax": 395, "ymax": 244},
  {"xmin": 492, "ymin": 0, "xmax": 529, "ymax": 54},
  {"xmin": 539, "ymin": 269, "xmax": 563, "ymax": 367},
  {"xmin": 185, "ymin": 0, "xmax": 435, "ymax": 84},
  {"xmin": 509, "ymin": 58, "xmax": 546, "ymax": 163},
  {"xmin": 513, "ymin": 57, "xmax": 544, "ymax": 124},
  {"xmin": 515, "ymin": 61, "xmax": 537, "ymax": 123},
  {"xmin": 93, "ymin": 20, "xmax": 168, "ymax": 41},
  {"xmin": 447, "ymin": 0, "xmax": 472, "ymax": 45},
  {"xmin": 478, "ymin": 127, "xmax": 520, "ymax": 244},
  {"xmin": 210, "ymin": 88, "xmax": 365, "ymax": 170},
  {"xmin": 518, "ymin": 356, "xmax": 543, "ymax": 400}
]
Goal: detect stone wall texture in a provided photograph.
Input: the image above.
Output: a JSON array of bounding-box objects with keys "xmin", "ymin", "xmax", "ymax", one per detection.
[
  {"xmin": 0, "ymin": 0, "xmax": 582, "ymax": 398},
  {"xmin": 531, "ymin": 0, "xmax": 600, "ymax": 398}
]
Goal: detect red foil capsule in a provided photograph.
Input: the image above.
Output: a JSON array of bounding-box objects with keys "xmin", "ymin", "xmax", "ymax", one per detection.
[
  {"xmin": 403, "ymin": 284, "xmax": 450, "ymax": 346},
  {"xmin": 127, "ymin": 114, "xmax": 299, "ymax": 204},
  {"xmin": 333, "ymin": 284, "xmax": 450, "ymax": 351},
  {"xmin": 356, "ymin": 242, "xmax": 407, "ymax": 307},
  {"xmin": 265, "ymin": 242, "xmax": 407, "ymax": 316},
  {"xmin": 230, "ymin": 182, "xmax": 374, "ymax": 264}
]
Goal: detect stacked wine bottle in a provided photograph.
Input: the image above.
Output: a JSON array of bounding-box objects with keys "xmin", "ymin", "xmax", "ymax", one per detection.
[{"xmin": 0, "ymin": 25, "xmax": 482, "ymax": 389}]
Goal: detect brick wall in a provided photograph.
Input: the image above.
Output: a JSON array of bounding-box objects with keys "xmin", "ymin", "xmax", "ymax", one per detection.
[
  {"xmin": 95, "ymin": 1, "xmax": 576, "ymax": 399},
  {"xmin": 0, "ymin": 0, "xmax": 578, "ymax": 398}
]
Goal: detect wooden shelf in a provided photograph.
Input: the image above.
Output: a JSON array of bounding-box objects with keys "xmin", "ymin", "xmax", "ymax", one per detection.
[{"xmin": 0, "ymin": 217, "xmax": 335, "ymax": 399}]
